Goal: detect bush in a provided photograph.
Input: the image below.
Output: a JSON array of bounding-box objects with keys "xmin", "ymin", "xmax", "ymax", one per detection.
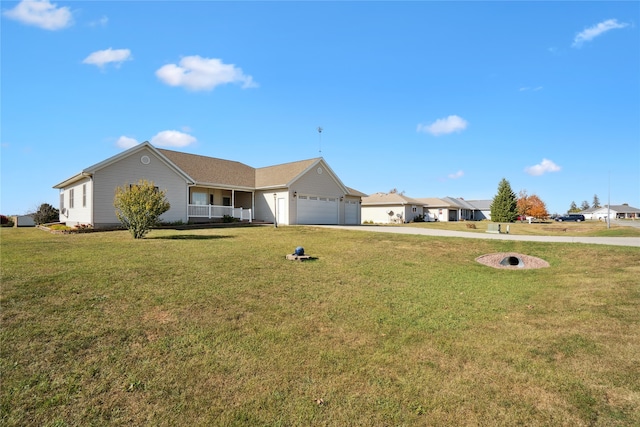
[
  {"xmin": 32, "ymin": 203, "xmax": 59, "ymax": 225},
  {"xmin": 412, "ymin": 214, "xmax": 425, "ymax": 223},
  {"xmin": 222, "ymin": 215, "xmax": 238, "ymax": 223},
  {"xmin": 114, "ymin": 180, "xmax": 170, "ymax": 239}
]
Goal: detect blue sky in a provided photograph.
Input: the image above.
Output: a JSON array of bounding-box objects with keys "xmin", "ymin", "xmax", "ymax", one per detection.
[{"xmin": 2, "ymin": 0, "xmax": 638, "ymax": 216}]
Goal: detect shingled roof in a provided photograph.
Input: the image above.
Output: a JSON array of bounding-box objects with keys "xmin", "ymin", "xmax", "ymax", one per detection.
[
  {"xmin": 159, "ymin": 149, "xmax": 328, "ymax": 190},
  {"xmin": 255, "ymin": 158, "xmax": 320, "ymax": 188},
  {"xmin": 158, "ymin": 149, "xmax": 255, "ymax": 188},
  {"xmin": 362, "ymin": 192, "xmax": 425, "ymax": 206}
]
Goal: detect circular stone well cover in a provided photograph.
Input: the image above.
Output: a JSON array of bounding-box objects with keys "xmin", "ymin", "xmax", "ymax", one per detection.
[{"xmin": 476, "ymin": 252, "xmax": 549, "ymax": 269}]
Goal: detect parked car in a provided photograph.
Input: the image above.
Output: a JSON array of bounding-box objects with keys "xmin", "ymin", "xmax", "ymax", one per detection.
[
  {"xmin": 516, "ymin": 215, "xmax": 527, "ymax": 221},
  {"xmin": 555, "ymin": 214, "xmax": 585, "ymax": 222}
]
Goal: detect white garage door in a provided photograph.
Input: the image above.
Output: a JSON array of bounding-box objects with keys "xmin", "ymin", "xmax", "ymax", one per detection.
[
  {"xmin": 297, "ymin": 195, "xmax": 339, "ymax": 224},
  {"xmin": 345, "ymin": 200, "xmax": 358, "ymax": 224}
]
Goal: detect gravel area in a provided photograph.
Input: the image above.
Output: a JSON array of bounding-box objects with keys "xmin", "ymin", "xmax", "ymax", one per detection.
[{"xmin": 475, "ymin": 252, "xmax": 550, "ymax": 269}]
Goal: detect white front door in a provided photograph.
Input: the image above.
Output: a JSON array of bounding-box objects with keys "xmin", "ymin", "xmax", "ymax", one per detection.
[{"xmin": 277, "ymin": 197, "xmax": 286, "ymax": 225}]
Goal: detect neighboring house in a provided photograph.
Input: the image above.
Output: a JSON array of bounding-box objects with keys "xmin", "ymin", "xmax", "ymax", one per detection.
[
  {"xmin": 361, "ymin": 192, "xmax": 427, "ymax": 223},
  {"xmin": 582, "ymin": 204, "xmax": 640, "ymax": 221},
  {"xmin": 416, "ymin": 197, "xmax": 492, "ymax": 222},
  {"xmin": 578, "ymin": 207, "xmax": 598, "ymax": 220},
  {"xmin": 53, "ymin": 142, "xmax": 364, "ymax": 228}
]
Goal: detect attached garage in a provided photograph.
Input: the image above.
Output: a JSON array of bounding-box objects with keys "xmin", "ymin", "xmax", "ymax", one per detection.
[
  {"xmin": 345, "ymin": 200, "xmax": 359, "ymax": 224},
  {"xmin": 297, "ymin": 195, "xmax": 339, "ymax": 224}
]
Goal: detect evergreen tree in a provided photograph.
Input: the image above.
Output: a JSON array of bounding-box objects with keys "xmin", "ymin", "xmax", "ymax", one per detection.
[
  {"xmin": 568, "ymin": 201, "xmax": 579, "ymax": 213},
  {"xmin": 114, "ymin": 179, "xmax": 170, "ymax": 239},
  {"xmin": 490, "ymin": 178, "xmax": 517, "ymax": 222},
  {"xmin": 592, "ymin": 194, "xmax": 601, "ymax": 208},
  {"xmin": 580, "ymin": 200, "xmax": 590, "ymax": 211}
]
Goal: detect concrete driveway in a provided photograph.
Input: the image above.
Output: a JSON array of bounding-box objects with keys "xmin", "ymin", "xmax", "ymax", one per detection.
[{"xmin": 316, "ymin": 225, "xmax": 640, "ymax": 247}]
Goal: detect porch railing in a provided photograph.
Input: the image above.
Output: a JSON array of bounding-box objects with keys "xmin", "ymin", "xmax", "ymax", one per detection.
[{"xmin": 188, "ymin": 204, "xmax": 252, "ymax": 222}]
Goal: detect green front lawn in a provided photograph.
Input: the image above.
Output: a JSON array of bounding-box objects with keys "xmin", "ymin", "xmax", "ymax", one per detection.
[{"xmin": 2, "ymin": 227, "xmax": 639, "ymax": 426}]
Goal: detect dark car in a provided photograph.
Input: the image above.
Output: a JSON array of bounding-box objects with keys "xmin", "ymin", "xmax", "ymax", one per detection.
[{"xmin": 555, "ymin": 214, "xmax": 585, "ymax": 222}]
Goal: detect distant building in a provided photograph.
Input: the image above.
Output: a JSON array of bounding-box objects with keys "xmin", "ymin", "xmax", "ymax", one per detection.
[{"xmin": 580, "ymin": 204, "xmax": 640, "ymax": 221}]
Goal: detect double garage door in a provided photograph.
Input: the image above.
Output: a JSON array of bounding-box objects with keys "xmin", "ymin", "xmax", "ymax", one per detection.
[{"xmin": 297, "ymin": 195, "xmax": 338, "ymax": 224}]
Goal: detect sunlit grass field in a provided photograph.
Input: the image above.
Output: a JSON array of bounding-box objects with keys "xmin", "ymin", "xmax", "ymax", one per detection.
[
  {"xmin": 401, "ymin": 219, "xmax": 640, "ymax": 237},
  {"xmin": 2, "ymin": 226, "xmax": 639, "ymax": 426}
]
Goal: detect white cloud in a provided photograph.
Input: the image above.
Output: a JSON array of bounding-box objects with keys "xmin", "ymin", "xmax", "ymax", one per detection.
[
  {"xmin": 83, "ymin": 48, "xmax": 132, "ymax": 68},
  {"xmin": 572, "ymin": 19, "xmax": 629, "ymax": 48},
  {"xmin": 150, "ymin": 130, "xmax": 196, "ymax": 148},
  {"xmin": 448, "ymin": 170, "xmax": 464, "ymax": 179},
  {"xmin": 116, "ymin": 136, "xmax": 139, "ymax": 149},
  {"xmin": 3, "ymin": 0, "xmax": 73, "ymax": 30},
  {"xmin": 417, "ymin": 115, "xmax": 468, "ymax": 136},
  {"xmin": 519, "ymin": 86, "xmax": 543, "ymax": 92},
  {"xmin": 525, "ymin": 158, "xmax": 561, "ymax": 176},
  {"xmin": 156, "ymin": 55, "xmax": 258, "ymax": 91},
  {"xmin": 88, "ymin": 15, "xmax": 108, "ymax": 27}
]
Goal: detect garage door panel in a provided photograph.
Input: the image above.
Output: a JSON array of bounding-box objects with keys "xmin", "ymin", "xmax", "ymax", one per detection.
[
  {"xmin": 345, "ymin": 200, "xmax": 358, "ymax": 224},
  {"xmin": 298, "ymin": 196, "xmax": 338, "ymax": 224}
]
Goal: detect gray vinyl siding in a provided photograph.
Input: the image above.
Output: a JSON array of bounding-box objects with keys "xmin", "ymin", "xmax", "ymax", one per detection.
[
  {"xmin": 92, "ymin": 147, "xmax": 188, "ymax": 227},
  {"xmin": 254, "ymin": 190, "xmax": 285, "ymax": 224},
  {"xmin": 292, "ymin": 163, "xmax": 344, "ymax": 197},
  {"xmin": 61, "ymin": 177, "xmax": 92, "ymax": 226},
  {"xmin": 289, "ymin": 162, "xmax": 345, "ymax": 225}
]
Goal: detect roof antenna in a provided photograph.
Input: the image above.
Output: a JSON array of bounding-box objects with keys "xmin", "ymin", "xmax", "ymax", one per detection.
[{"xmin": 317, "ymin": 126, "xmax": 323, "ymax": 155}]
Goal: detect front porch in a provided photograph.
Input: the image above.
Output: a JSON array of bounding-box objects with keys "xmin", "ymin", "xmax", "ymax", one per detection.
[
  {"xmin": 188, "ymin": 204, "xmax": 252, "ymax": 222},
  {"xmin": 188, "ymin": 187, "xmax": 253, "ymax": 223}
]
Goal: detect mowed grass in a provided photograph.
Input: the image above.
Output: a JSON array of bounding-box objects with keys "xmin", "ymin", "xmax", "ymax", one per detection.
[
  {"xmin": 402, "ymin": 219, "xmax": 640, "ymax": 237},
  {"xmin": 1, "ymin": 226, "xmax": 639, "ymax": 426}
]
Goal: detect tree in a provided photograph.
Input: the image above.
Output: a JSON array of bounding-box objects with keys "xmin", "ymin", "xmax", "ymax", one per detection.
[
  {"xmin": 592, "ymin": 194, "xmax": 601, "ymax": 208},
  {"xmin": 516, "ymin": 190, "xmax": 531, "ymax": 218},
  {"xmin": 490, "ymin": 178, "xmax": 517, "ymax": 222},
  {"xmin": 32, "ymin": 203, "xmax": 59, "ymax": 225},
  {"xmin": 517, "ymin": 190, "xmax": 549, "ymax": 220},
  {"xmin": 580, "ymin": 200, "xmax": 590, "ymax": 211},
  {"xmin": 114, "ymin": 179, "xmax": 170, "ymax": 239},
  {"xmin": 528, "ymin": 195, "xmax": 549, "ymax": 220},
  {"xmin": 568, "ymin": 201, "xmax": 579, "ymax": 213}
]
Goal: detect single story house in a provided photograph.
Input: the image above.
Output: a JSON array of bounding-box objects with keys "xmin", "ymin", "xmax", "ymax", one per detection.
[
  {"xmin": 581, "ymin": 204, "xmax": 640, "ymax": 221},
  {"xmin": 361, "ymin": 192, "xmax": 428, "ymax": 223},
  {"xmin": 416, "ymin": 197, "xmax": 492, "ymax": 222},
  {"xmin": 361, "ymin": 194, "xmax": 493, "ymax": 223},
  {"xmin": 53, "ymin": 141, "xmax": 364, "ymax": 228}
]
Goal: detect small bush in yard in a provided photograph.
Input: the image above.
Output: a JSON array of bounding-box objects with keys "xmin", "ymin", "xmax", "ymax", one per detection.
[{"xmin": 114, "ymin": 179, "xmax": 170, "ymax": 239}]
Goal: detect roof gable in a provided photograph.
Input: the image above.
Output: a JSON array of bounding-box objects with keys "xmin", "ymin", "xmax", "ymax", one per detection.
[
  {"xmin": 53, "ymin": 141, "xmax": 192, "ymax": 188},
  {"xmin": 255, "ymin": 158, "xmax": 319, "ymax": 188}
]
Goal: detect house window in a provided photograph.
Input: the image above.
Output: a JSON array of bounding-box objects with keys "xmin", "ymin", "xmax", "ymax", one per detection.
[
  {"xmin": 192, "ymin": 192, "xmax": 207, "ymax": 205},
  {"xmin": 223, "ymin": 197, "xmax": 231, "ymax": 206},
  {"xmin": 412, "ymin": 206, "xmax": 417, "ymax": 213},
  {"xmin": 69, "ymin": 189, "xmax": 75, "ymax": 209},
  {"xmin": 82, "ymin": 184, "xmax": 87, "ymax": 207},
  {"xmin": 210, "ymin": 194, "xmax": 214, "ymax": 205},
  {"xmin": 60, "ymin": 193, "xmax": 64, "ymax": 212}
]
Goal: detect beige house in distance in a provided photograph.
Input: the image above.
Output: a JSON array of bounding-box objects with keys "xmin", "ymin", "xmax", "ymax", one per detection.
[
  {"xmin": 361, "ymin": 192, "xmax": 428, "ymax": 223},
  {"xmin": 53, "ymin": 142, "xmax": 364, "ymax": 228}
]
